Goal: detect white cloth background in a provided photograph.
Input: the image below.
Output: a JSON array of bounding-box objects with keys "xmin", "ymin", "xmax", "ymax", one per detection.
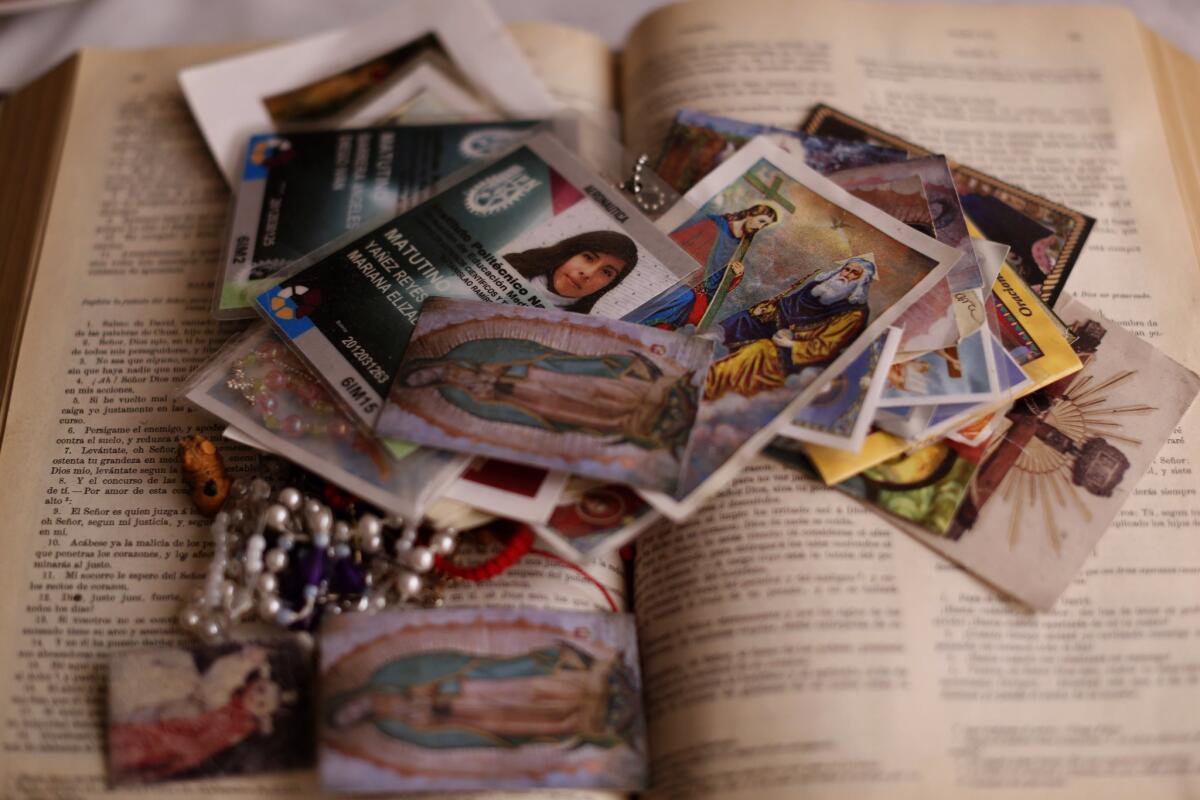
[{"xmin": 0, "ymin": 0, "xmax": 1197, "ymax": 93}]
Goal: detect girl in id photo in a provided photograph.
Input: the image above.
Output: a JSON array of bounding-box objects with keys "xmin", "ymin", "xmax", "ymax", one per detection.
[{"xmin": 504, "ymin": 230, "xmax": 638, "ymax": 313}]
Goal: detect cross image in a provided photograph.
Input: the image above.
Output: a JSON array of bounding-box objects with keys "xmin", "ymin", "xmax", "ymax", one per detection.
[{"xmin": 744, "ymin": 169, "xmax": 796, "ymax": 213}]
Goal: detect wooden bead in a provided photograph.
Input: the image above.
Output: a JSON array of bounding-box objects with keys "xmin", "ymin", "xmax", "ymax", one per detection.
[{"xmin": 179, "ymin": 434, "xmax": 231, "ymax": 517}]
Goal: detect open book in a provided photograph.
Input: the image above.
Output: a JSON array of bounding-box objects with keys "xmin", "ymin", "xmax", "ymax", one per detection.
[{"xmin": 1, "ymin": 1, "xmax": 1198, "ymax": 797}]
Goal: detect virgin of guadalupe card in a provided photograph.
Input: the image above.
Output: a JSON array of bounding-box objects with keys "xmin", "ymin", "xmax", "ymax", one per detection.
[
  {"xmin": 180, "ymin": 0, "xmax": 558, "ymax": 184},
  {"xmin": 107, "ymin": 640, "xmax": 313, "ymax": 787},
  {"xmin": 216, "ymin": 120, "xmax": 538, "ymax": 318},
  {"xmin": 377, "ymin": 298, "xmax": 713, "ymax": 495},
  {"xmin": 254, "ymin": 130, "xmax": 698, "ymax": 451},
  {"xmin": 901, "ymin": 295, "xmax": 1199, "ymax": 609},
  {"xmin": 318, "ymin": 607, "xmax": 647, "ymax": 793},
  {"xmin": 802, "ymin": 104, "xmax": 1094, "ymax": 306},
  {"xmin": 628, "ymin": 137, "xmax": 963, "ymax": 519}
]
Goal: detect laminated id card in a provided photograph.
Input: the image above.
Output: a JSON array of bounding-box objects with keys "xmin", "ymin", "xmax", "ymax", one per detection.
[{"xmin": 215, "ymin": 121, "xmax": 537, "ymax": 318}]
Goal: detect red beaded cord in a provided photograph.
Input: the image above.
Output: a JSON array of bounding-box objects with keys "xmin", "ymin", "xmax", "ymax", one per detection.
[{"xmin": 434, "ymin": 524, "xmax": 535, "ymax": 581}]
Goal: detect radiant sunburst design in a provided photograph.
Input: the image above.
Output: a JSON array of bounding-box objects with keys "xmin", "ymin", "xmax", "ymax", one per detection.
[{"xmin": 981, "ymin": 366, "xmax": 1155, "ymax": 554}]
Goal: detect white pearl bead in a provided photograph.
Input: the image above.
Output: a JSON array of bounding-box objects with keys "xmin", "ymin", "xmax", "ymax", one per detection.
[
  {"xmin": 303, "ymin": 499, "xmax": 322, "ymax": 518},
  {"xmin": 362, "ymin": 532, "xmax": 382, "ymax": 554},
  {"xmin": 257, "ymin": 573, "xmax": 278, "ymax": 594},
  {"xmin": 357, "ymin": 513, "xmax": 382, "ymax": 540},
  {"xmin": 334, "ymin": 521, "xmax": 351, "ymax": 542},
  {"xmin": 407, "ymin": 547, "xmax": 435, "ymax": 574},
  {"xmin": 250, "ymin": 478, "xmax": 271, "ymax": 501},
  {"xmin": 263, "ymin": 503, "xmax": 290, "ymax": 530},
  {"xmin": 278, "ymin": 533, "xmax": 295, "ymax": 551},
  {"xmin": 179, "ymin": 606, "xmax": 202, "ymax": 630},
  {"xmin": 396, "ymin": 570, "xmax": 423, "ymax": 598},
  {"xmin": 278, "ymin": 487, "xmax": 303, "ymax": 511},
  {"xmin": 265, "ymin": 548, "xmax": 288, "ymax": 572},
  {"xmin": 202, "ymin": 618, "xmax": 224, "ymax": 641},
  {"xmin": 430, "ymin": 531, "xmax": 457, "ymax": 556},
  {"xmin": 313, "ymin": 531, "xmax": 331, "ymax": 548},
  {"xmin": 259, "ymin": 595, "xmax": 282, "ymax": 620},
  {"xmin": 308, "ymin": 507, "xmax": 333, "ymax": 536}
]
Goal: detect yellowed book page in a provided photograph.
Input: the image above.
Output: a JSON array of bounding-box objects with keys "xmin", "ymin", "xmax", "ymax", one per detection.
[
  {"xmin": 0, "ymin": 46, "xmax": 624, "ymax": 800},
  {"xmin": 636, "ymin": 457, "xmax": 1200, "ymax": 800},
  {"xmin": 507, "ymin": 20, "xmax": 618, "ymax": 133},
  {"xmin": 1138, "ymin": 26, "xmax": 1200, "ymax": 259},
  {"xmin": 0, "ymin": 55, "xmax": 79, "ymax": 444}
]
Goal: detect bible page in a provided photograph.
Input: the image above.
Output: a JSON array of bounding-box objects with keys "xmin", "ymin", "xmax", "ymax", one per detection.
[
  {"xmin": 636, "ymin": 457, "xmax": 1200, "ymax": 799},
  {"xmin": 508, "ymin": 21, "xmax": 618, "ymax": 133}
]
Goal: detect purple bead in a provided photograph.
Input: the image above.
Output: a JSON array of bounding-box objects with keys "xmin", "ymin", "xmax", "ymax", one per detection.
[
  {"xmin": 300, "ymin": 546, "xmax": 327, "ymax": 587},
  {"xmin": 331, "ymin": 557, "xmax": 367, "ymax": 595}
]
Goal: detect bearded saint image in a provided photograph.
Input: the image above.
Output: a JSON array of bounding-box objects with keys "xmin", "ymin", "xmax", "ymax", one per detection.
[
  {"xmin": 633, "ymin": 204, "xmax": 778, "ymax": 330},
  {"xmin": 395, "ymin": 339, "xmax": 699, "ymax": 455},
  {"xmin": 703, "ymin": 256, "xmax": 877, "ymax": 401},
  {"xmin": 325, "ymin": 642, "xmax": 641, "ymax": 751}
]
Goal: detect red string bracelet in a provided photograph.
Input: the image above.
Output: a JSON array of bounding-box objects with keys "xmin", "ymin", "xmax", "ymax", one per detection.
[
  {"xmin": 435, "ymin": 524, "xmax": 535, "ymax": 581},
  {"xmin": 434, "ymin": 524, "xmax": 620, "ymax": 612},
  {"xmin": 529, "ymin": 548, "xmax": 619, "ymax": 613}
]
